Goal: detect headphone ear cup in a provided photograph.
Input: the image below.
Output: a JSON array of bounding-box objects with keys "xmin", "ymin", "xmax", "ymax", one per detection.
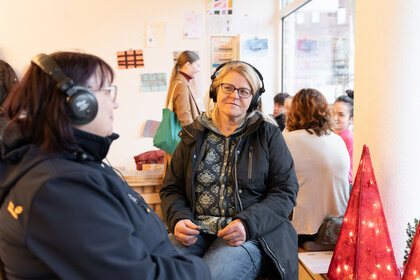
[
  {"xmin": 247, "ymin": 90, "xmax": 262, "ymax": 113},
  {"xmin": 209, "ymin": 83, "xmax": 217, "ymax": 102},
  {"xmin": 66, "ymin": 87, "xmax": 98, "ymax": 125}
]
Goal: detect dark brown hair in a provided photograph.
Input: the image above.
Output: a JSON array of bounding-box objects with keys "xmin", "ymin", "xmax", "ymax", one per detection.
[
  {"xmin": 2, "ymin": 51, "xmax": 114, "ymax": 153},
  {"xmin": 286, "ymin": 88, "xmax": 334, "ymax": 136}
]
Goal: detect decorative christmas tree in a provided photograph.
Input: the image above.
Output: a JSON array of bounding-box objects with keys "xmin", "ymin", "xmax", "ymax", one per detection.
[
  {"xmin": 402, "ymin": 222, "xmax": 420, "ymax": 280},
  {"xmin": 327, "ymin": 145, "xmax": 401, "ymax": 279}
]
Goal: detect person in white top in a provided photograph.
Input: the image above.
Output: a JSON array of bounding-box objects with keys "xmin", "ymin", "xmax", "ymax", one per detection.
[{"xmin": 282, "ymin": 88, "xmax": 350, "ymax": 246}]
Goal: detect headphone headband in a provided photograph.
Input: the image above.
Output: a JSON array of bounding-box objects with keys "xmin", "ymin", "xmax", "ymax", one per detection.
[
  {"xmin": 31, "ymin": 53, "xmax": 76, "ymax": 95},
  {"xmin": 209, "ymin": 60, "xmax": 265, "ymax": 112},
  {"xmin": 211, "ymin": 61, "xmax": 265, "ymax": 93},
  {"xmin": 30, "ymin": 53, "xmax": 98, "ymax": 125}
]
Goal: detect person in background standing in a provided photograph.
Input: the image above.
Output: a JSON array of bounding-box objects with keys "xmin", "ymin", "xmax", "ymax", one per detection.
[
  {"xmin": 163, "ymin": 51, "xmax": 201, "ymax": 175},
  {"xmin": 333, "ymin": 89, "xmax": 354, "ymax": 185},
  {"xmin": 272, "ymin": 92, "xmax": 289, "ymax": 131}
]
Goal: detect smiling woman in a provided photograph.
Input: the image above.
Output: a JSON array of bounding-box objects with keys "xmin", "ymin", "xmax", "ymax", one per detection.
[
  {"xmin": 160, "ymin": 61, "xmax": 300, "ymax": 280},
  {"xmin": 0, "ymin": 51, "xmax": 210, "ymax": 280}
]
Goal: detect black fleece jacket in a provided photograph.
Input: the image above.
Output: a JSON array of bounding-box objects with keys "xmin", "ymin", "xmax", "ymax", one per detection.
[
  {"xmin": 160, "ymin": 113, "xmax": 299, "ymax": 280},
  {"xmin": 0, "ymin": 123, "xmax": 210, "ymax": 280}
]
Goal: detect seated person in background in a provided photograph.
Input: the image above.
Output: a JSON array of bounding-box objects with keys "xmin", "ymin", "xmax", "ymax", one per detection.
[
  {"xmin": 272, "ymin": 92, "xmax": 289, "ymax": 131},
  {"xmin": 282, "ymin": 88, "xmax": 350, "ymax": 247},
  {"xmin": 160, "ymin": 61, "xmax": 299, "ymax": 280},
  {"xmin": 283, "ymin": 95, "xmax": 293, "ymax": 120},
  {"xmin": 333, "ymin": 89, "xmax": 354, "ymax": 185},
  {"xmin": 0, "ymin": 51, "xmax": 210, "ymax": 280}
]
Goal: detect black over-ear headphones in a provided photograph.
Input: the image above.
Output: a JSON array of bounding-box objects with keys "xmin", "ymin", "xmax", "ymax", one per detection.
[
  {"xmin": 209, "ymin": 61, "xmax": 265, "ymax": 113},
  {"xmin": 31, "ymin": 53, "xmax": 98, "ymax": 125}
]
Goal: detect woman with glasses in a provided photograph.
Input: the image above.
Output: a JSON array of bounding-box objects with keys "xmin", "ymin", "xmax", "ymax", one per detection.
[
  {"xmin": 0, "ymin": 51, "xmax": 210, "ymax": 279},
  {"xmin": 160, "ymin": 61, "xmax": 299, "ymax": 280}
]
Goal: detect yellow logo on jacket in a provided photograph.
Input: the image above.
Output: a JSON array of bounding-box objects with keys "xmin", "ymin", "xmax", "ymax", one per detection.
[{"xmin": 7, "ymin": 201, "xmax": 23, "ymax": 219}]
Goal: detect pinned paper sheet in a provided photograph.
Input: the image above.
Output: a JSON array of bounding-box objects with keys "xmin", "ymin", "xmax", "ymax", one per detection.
[
  {"xmin": 206, "ymin": 0, "xmax": 233, "ymax": 15},
  {"xmin": 184, "ymin": 13, "xmax": 203, "ymax": 39},
  {"xmin": 299, "ymin": 251, "xmax": 333, "ymax": 275},
  {"xmin": 140, "ymin": 73, "xmax": 167, "ymax": 92},
  {"xmin": 146, "ymin": 22, "xmax": 165, "ymax": 48},
  {"xmin": 116, "ymin": 49, "xmax": 144, "ymax": 69}
]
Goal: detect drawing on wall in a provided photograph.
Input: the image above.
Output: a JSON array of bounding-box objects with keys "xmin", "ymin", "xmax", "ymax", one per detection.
[
  {"xmin": 206, "ymin": 15, "xmax": 232, "ymax": 34},
  {"xmin": 116, "ymin": 49, "xmax": 144, "ymax": 69},
  {"xmin": 244, "ymin": 38, "xmax": 268, "ymax": 57},
  {"xmin": 206, "ymin": 0, "xmax": 233, "ymax": 15},
  {"xmin": 146, "ymin": 22, "xmax": 166, "ymax": 48},
  {"xmin": 184, "ymin": 13, "xmax": 203, "ymax": 39},
  {"xmin": 140, "ymin": 73, "xmax": 167, "ymax": 92}
]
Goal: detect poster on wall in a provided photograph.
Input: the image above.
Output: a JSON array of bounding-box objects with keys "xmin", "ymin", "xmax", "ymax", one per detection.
[
  {"xmin": 116, "ymin": 49, "xmax": 144, "ymax": 69},
  {"xmin": 184, "ymin": 13, "xmax": 203, "ymax": 39},
  {"xmin": 140, "ymin": 73, "xmax": 167, "ymax": 92},
  {"xmin": 243, "ymin": 38, "xmax": 268, "ymax": 57},
  {"xmin": 206, "ymin": 0, "xmax": 233, "ymax": 15},
  {"xmin": 210, "ymin": 36, "xmax": 239, "ymax": 73},
  {"xmin": 146, "ymin": 22, "xmax": 165, "ymax": 48},
  {"xmin": 206, "ymin": 15, "xmax": 232, "ymax": 34}
]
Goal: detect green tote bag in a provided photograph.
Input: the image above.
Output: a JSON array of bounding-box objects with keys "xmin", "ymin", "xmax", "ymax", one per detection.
[{"xmin": 153, "ymin": 83, "xmax": 182, "ymax": 155}]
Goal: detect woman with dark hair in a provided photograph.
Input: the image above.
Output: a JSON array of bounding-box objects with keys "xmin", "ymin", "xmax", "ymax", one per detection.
[
  {"xmin": 160, "ymin": 61, "xmax": 299, "ymax": 280},
  {"xmin": 283, "ymin": 88, "xmax": 350, "ymax": 246},
  {"xmin": 333, "ymin": 90, "xmax": 354, "ymax": 184},
  {"xmin": 0, "ymin": 51, "xmax": 210, "ymax": 279},
  {"xmin": 163, "ymin": 51, "xmax": 201, "ymax": 174}
]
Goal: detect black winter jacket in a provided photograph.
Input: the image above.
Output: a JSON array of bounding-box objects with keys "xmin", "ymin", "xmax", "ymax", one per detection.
[
  {"xmin": 160, "ymin": 113, "xmax": 299, "ymax": 280},
  {"xmin": 0, "ymin": 123, "xmax": 210, "ymax": 280}
]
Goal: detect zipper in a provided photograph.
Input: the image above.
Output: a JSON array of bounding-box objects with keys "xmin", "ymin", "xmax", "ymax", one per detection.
[
  {"xmin": 233, "ymin": 138, "xmax": 244, "ymax": 212},
  {"xmin": 248, "ymin": 146, "xmax": 253, "ymax": 180},
  {"xmin": 128, "ymin": 192, "xmax": 166, "ymax": 234},
  {"xmin": 260, "ymin": 237, "xmax": 285, "ymax": 279},
  {"xmin": 191, "ymin": 138, "xmax": 207, "ymax": 216}
]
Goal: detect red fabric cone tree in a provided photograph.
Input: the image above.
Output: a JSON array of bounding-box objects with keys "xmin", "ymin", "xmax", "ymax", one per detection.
[
  {"xmin": 403, "ymin": 222, "xmax": 420, "ymax": 280},
  {"xmin": 328, "ymin": 145, "xmax": 401, "ymax": 280}
]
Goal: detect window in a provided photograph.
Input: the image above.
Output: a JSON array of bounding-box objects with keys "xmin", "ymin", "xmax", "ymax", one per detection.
[{"xmin": 282, "ymin": 0, "xmax": 354, "ymax": 102}]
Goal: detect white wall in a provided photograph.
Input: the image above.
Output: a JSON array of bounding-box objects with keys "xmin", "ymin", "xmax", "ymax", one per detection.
[
  {"xmin": 0, "ymin": 0, "xmax": 278, "ymax": 171},
  {"xmin": 355, "ymin": 0, "xmax": 420, "ymax": 266}
]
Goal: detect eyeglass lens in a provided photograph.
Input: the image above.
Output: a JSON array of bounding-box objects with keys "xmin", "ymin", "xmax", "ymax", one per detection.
[{"xmin": 221, "ymin": 83, "xmax": 252, "ymax": 98}]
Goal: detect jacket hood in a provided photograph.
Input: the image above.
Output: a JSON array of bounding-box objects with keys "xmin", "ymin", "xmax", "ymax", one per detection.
[
  {"xmin": 0, "ymin": 119, "xmax": 118, "ymax": 206},
  {"xmin": 182, "ymin": 111, "xmax": 264, "ymax": 142}
]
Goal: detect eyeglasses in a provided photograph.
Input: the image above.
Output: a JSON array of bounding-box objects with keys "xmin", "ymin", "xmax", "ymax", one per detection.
[
  {"xmin": 91, "ymin": 85, "xmax": 118, "ymax": 102},
  {"xmin": 219, "ymin": 83, "xmax": 253, "ymax": 99}
]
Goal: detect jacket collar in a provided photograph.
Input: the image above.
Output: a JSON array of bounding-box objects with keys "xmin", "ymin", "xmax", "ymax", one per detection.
[
  {"xmin": 72, "ymin": 129, "xmax": 119, "ymax": 162},
  {"xmin": 181, "ymin": 112, "xmax": 264, "ymax": 144}
]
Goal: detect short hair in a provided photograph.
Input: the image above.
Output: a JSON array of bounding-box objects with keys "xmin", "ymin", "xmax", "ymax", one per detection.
[
  {"xmin": 273, "ymin": 92, "xmax": 290, "ymax": 105},
  {"xmin": 2, "ymin": 51, "xmax": 114, "ymax": 153},
  {"xmin": 334, "ymin": 89, "xmax": 354, "ymax": 118},
  {"xmin": 286, "ymin": 88, "xmax": 334, "ymax": 136}
]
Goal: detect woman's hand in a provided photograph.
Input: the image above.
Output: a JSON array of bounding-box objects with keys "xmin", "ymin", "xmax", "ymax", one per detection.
[
  {"xmin": 174, "ymin": 219, "xmax": 200, "ymax": 246},
  {"xmin": 217, "ymin": 219, "xmax": 247, "ymax": 247}
]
